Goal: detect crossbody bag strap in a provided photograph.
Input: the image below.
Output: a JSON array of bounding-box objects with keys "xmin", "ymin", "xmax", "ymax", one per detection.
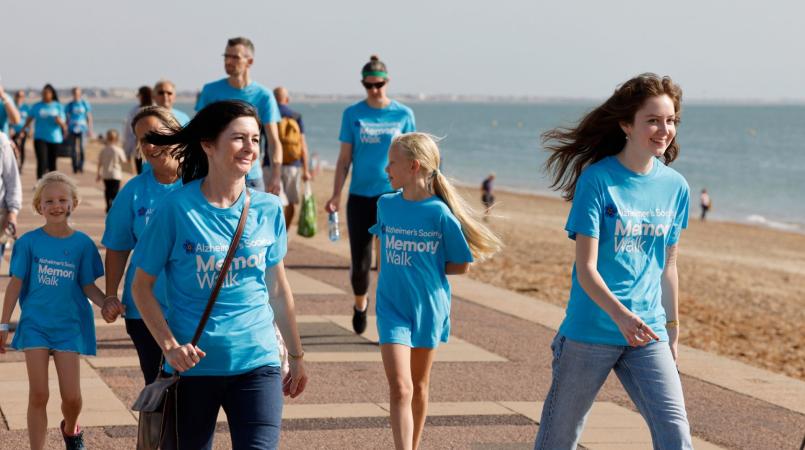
[{"xmin": 190, "ymin": 188, "xmax": 251, "ymax": 347}]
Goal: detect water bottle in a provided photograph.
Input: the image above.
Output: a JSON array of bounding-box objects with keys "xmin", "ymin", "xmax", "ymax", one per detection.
[{"xmin": 328, "ymin": 211, "xmax": 340, "ymax": 242}]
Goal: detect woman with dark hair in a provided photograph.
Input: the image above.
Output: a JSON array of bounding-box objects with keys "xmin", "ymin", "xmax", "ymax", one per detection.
[
  {"xmin": 123, "ymin": 86, "xmax": 153, "ymax": 174},
  {"xmin": 325, "ymin": 55, "xmax": 416, "ymax": 334},
  {"xmin": 101, "ymin": 106, "xmax": 183, "ymax": 386},
  {"xmin": 132, "ymin": 100, "xmax": 307, "ymax": 449},
  {"xmin": 22, "ymin": 84, "xmax": 66, "ymax": 179},
  {"xmin": 534, "ymin": 73, "xmax": 692, "ymax": 449}
]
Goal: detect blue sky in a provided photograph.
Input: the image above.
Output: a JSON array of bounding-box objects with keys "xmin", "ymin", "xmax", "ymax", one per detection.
[{"xmin": 2, "ymin": 1, "xmax": 803, "ymax": 100}]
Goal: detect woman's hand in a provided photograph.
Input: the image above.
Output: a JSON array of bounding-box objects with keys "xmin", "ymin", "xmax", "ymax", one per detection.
[
  {"xmin": 101, "ymin": 297, "xmax": 125, "ymax": 323},
  {"xmin": 667, "ymin": 326, "xmax": 679, "ymax": 361},
  {"xmin": 325, "ymin": 196, "xmax": 340, "ymax": 214},
  {"xmin": 614, "ymin": 310, "xmax": 659, "ymax": 347},
  {"xmin": 165, "ymin": 343, "xmax": 206, "ymax": 372},
  {"xmin": 283, "ymin": 358, "xmax": 308, "ymax": 399}
]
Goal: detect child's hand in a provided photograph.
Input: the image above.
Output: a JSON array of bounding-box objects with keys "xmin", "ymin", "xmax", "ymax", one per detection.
[{"xmin": 101, "ymin": 296, "xmax": 124, "ymax": 323}]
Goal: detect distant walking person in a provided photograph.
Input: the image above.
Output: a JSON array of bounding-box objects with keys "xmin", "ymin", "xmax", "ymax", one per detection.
[
  {"xmin": 10, "ymin": 90, "xmax": 30, "ymax": 169},
  {"xmin": 372, "ymin": 133, "xmax": 501, "ymax": 450},
  {"xmin": 123, "ymin": 86, "xmax": 153, "ymax": 174},
  {"xmin": 481, "ymin": 172, "xmax": 495, "ymax": 219},
  {"xmin": 95, "ymin": 130, "xmax": 127, "ymax": 212},
  {"xmin": 700, "ymin": 188, "xmax": 711, "ymax": 221},
  {"xmin": 23, "ymin": 84, "xmax": 66, "ymax": 179},
  {"xmin": 153, "ymin": 79, "xmax": 190, "ymax": 125},
  {"xmin": 196, "ymin": 36, "xmax": 284, "ymax": 193},
  {"xmin": 325, "ymin": 55, "xmax": 416, "ymax": 334},
  {"xmin": 64, "ymin": 87, "xmax": 94, "ymax": 174},
  {"xmin": 273, "ymin": 86, "xmax": 311, "ymax": 227},
  {"xmin": 534, "ymin": 74, "xmax": 692, "ymax": 449}
]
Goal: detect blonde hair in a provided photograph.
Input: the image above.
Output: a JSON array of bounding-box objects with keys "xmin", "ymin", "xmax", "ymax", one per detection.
[
  {"xmin": 32, "ymin": 171, "xmax": 80, "ymax": 215},
  {"xmin": 391, "ymin": 132, "xmax": 502, "ymax": 260}
]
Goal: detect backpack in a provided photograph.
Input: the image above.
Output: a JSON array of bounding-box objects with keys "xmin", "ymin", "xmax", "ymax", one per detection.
[{"xmin": 278, "ymin": 115, "xmax": 303, "ymax": 164}]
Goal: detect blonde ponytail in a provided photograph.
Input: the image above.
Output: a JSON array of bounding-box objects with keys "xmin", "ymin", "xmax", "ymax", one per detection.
[{"xmin": 391, "ymin": 133, "xmax": 502, "ymax": 261}]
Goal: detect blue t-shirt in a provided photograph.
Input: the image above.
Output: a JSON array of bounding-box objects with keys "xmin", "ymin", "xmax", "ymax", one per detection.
[
  {"xmin": 171, "ymin": 108, "xmax": 190, "ymax": 126},
  {"xmin": 559, "ymin": 156, "xmax": 690, "ymax": 345},
  {"xmin": 369, "ymin": 193, "xmax": 473, "ymax": 347},
  {"xmin": 0, "ymin": 100, "xmax": 11, "ymax": 134},
  {"xmin": 65, "ymin": 99, "xmax": 92, "ymax": 134},
  {"xmin": 133, "ymin": 179, "xmax": 287, "ymax": 375},
  {"xmin": 196, "ymin": 78, "xmax": 280, "ymax": 180},
  {"xmin": 9, "ymin": 228, "xmax": 104, "ymax": 355},
  {"xmin": 12, "ymin": 103, "xmax": 30, "ymax": 134},
  {"xmin": 339, "ymin": 100, "xmax": 416, "ymax": 197},
  {"xmin": 29, "ymin": 101, "xmax": 66, "ymax": 143},
  {"xmin": 101, "ymin": 171, "xmax": 182, "ymax": 319}
]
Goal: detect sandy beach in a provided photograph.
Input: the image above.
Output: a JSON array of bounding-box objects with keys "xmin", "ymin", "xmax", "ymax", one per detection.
[{"xmin": 303, "ymin": 168, "xmax": 805, "ymax": 381}]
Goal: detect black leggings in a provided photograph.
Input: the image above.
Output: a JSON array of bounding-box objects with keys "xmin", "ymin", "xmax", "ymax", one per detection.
[
  {"xmin": 103, "ymin": 179, "xmax": 121, "ymax": 212},
  {"xmin": 346, "ymin": 194, "xmax": 381, "ymax": 296},
  {"xmin": 11, "ymin": 131, "xmax": 26, "ymax": 169},
  {"xmin": 33, "ymin": 139, "xmax": 59, "ymax": 179},
  {"xmin": 125, "ymin": 319, "xmax": 163, "ymax": 385}
]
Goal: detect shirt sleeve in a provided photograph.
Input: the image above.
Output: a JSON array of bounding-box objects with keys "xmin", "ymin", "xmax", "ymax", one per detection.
[
  {"xmin": 368, "ymin": 198, "xmax": 382, "ymax": 236},
  {"xmin": 265, "ymin": 198, "xmax": 287, "ymax": 267},
  {"xmin": 79, "ymin": 236, "xmax": 104, "ymax": 286},
  {"xmin": 0, "ymin": 133, "xmax": 21, "ymax": 212},
  {"xmin": 58, "ymin": 103, "xmax": 66, "ymax": 121},
  {"xmin": 9, "ymin": 234, "xmax": 31, "ymax": 280},
  {"xmin": 565, "ymin": 174, "xmax": 602, "ymax": 240},
  {"xmin": 404, "ymin": 109, "xmax": 416, "ymax": 133},
  {"xmin": 338, "ymin": 108, "xmax": 354, "ymax": 144},
  {"xmin": 133, "ymin": 199, "xmax": 176, "ymax": 276},
  {"xmin": 441, "ymin": 211, "xmax": 473, "ymax": 263},
  {"xmin": 101, "ymin": 183, "xmax": 136, "ymax": 250},
  {"xmin": 295, "ymin": 113, "xmax": 305, "ymax": 134},
  {"xmin": 262, "ymin": 92, "xmax": 281, "ymax": 125},
  {"xmin": 668, "ymin": 180, "xmax": 690, "ymax": 245},
  {"xmin": 195, "ymin": 87, "xmax": 208, "ymax": 112},
  {"xmin": 84, "ymin": 100, "xmax": 92, "ymax": 113}
]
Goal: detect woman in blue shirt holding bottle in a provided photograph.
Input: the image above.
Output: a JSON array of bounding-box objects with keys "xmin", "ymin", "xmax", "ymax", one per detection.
[{"xmin": 325, "ymin": 55, "xmax": 416, "ymax": 335}]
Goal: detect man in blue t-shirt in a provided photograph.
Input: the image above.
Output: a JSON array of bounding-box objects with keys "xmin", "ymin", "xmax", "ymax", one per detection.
[
  {"xmin": 0, "ymin": 85, "xmax": 22, "ymax": 135},
  {"xmin": 154, "ymin": 79, "xmax": 190, "ymax": 126},
  {"xmin": 64, "ymin": 87, "xmax": 94, "ymax": 174},
  {"xmin": 195, "ymin": 37, "xmax": 283, "ymax": 194}
]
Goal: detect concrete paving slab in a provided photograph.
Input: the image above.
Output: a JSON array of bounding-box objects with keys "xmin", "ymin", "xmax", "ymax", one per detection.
[
  {"xmin": 324, "ymin": 314, "xmax": 507, "ymax": 362},
  {"xmin": 283, "ymin": 403, "xmax": 388, "ymax": 419},
  {"xmin": 0, "ymin": 360, "xmax": 136, "ymax": 429},
  {"xmin": 285, "ymin": 269, "xmax": 344, "ymax": 295}
]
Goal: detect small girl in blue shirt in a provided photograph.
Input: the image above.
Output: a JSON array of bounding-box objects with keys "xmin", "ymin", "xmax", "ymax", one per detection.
[
  {"xmin": 370, "ymin": 132, "xmax": 501, "ymax": 450},
  {"xmin": 0, "ymin": 171, "xmax": 123, "ymax": 450}
]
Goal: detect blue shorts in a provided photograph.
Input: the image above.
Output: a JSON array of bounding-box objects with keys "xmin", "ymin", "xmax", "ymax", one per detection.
[{"xmin": 375, "ymin": 296, "xmax": 450, "ymax": 349}]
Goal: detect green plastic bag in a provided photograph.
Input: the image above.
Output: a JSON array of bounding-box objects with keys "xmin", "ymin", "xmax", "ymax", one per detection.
[{"xmin": 297, "ymin": 182, "xmax": 317, "ymax": 238}]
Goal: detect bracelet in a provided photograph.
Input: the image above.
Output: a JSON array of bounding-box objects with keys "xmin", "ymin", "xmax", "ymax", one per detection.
[
  {"xmin": 288, "ymin": 350, "xmax": 305, "ymax": 360},
  {"xmin": 104, "ymin": 296, "xmax": 119, "ymax": 300},
  {"xmin": 666, "ymin": 320, "xmax": 679, "ymax": 329},
  {"xmin": 0, "ymin": 323, "xmax": 9, "ymax": 332}
]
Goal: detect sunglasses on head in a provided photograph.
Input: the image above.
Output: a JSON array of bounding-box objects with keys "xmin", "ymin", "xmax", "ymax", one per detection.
[{"xmin": 361, "ymin": 80, "xmax": 387, "ymax": 90}]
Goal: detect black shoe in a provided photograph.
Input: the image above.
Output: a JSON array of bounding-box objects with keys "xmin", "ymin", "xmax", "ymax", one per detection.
[
  {"xmin": 61, "ymin": 420, "xmax": 86, "ymax": 450},
  {"xmin": 352, "ymin": 300, "xmax": 369, "ymax": 335}
]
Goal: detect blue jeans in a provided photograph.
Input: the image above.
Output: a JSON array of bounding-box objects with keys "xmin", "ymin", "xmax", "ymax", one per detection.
[
  {"xmin": 534, "ymin": 334, "xmax": 692, "ymax": 450},
  {"xmin": 176, "ymin": 365, "xmax": 283, "ymax": 450}
]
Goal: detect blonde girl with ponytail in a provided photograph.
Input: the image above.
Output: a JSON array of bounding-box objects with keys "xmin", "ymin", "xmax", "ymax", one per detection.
[{"xmin": 369, "ymin": 132, "xmax": 501, "ymax": 450}]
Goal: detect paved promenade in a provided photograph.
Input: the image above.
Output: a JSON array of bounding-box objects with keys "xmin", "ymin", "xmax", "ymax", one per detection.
[{"xmin": 0, "ymin": 155, "xmax": 804, "ymax": 449}]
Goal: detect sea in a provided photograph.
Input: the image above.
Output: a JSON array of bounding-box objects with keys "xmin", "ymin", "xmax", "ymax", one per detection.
[{"xmin": 91, "ymin": 101, "xmax": 805, "ymax": 232}]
